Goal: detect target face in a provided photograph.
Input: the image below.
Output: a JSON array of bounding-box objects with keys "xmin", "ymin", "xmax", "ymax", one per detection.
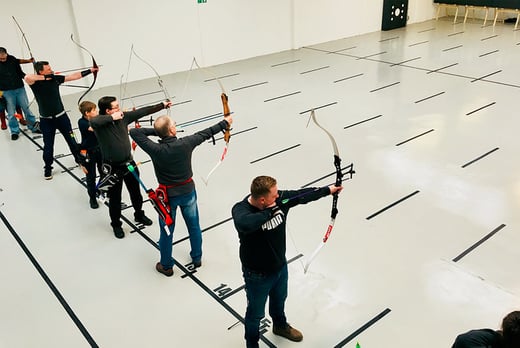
[{"xmin": 382, "ymin": 0, "xmax": 408, "ymax": 30}]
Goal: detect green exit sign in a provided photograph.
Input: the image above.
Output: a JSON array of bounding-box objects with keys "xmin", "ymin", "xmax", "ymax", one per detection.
[{"xmin": 197, "ymin": 0, "xmax": 207, "ymax": 3}]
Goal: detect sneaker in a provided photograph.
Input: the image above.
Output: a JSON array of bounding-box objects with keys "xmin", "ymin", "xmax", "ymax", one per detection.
[
  {"xmin": 113, "ymin": 226, "xmax": 124, "ymax": 239},
  {"xmin": 135, "ymin": 214, "xmax": 153, "ymax": 226},
  {"xmin": 273, "ymin": 324, "xmax": 303, "ymax": 342},
  {"xmin": 156, "ymin": 262, "xmax": 173, "ymax": 277},
  {"xmin": 44, "ymin": 167, "xmax": 53, "ymax": 180},
  {"xmin": 11, "ymin": 133, "xmax": 19, "ymax": 141},
  {"xmin": 89, "ymin": 197, "xmax": 99, "ymax": 209}
]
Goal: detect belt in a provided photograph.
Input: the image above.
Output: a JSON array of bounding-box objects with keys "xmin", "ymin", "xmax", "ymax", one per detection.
[{"xmin": 40, "ymin": 110, "xmax": 66, "ymax": 119}]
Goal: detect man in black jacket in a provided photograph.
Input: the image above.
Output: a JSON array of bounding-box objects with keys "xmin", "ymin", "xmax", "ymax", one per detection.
[
  {"xmin": 129, "ymin": 113, "xmax": 232, "ymax": 276},
  {"xmin": 452, "ymin": 311, "xmax": 520, "ymax": 348},
  {"xmin": 232, "ymin": 175, "xmax": 342, "ymax": 348},
  {"xmin": 91, "ymin": 96, "xmax": 171, "ymax": 239}
]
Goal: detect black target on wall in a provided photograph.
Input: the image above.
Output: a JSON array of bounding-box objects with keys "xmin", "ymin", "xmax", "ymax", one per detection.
[{"xmin": 382, "ymin": 0, "xmax": 408, "ymax": 31}]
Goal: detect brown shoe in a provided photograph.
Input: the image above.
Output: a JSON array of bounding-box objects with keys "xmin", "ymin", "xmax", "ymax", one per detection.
[
  {"xmin": 273, "ymin": 324, "xmax": 303, "ymax": 342},
  {"xmin": 156, "ymin": 262, "xmax": 173, "ymax": 277}
]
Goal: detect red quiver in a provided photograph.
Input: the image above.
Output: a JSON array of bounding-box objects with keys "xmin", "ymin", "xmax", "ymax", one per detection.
[{"xmin": 147, "ymin": 185, "xmax": 173, "ymax": 226}]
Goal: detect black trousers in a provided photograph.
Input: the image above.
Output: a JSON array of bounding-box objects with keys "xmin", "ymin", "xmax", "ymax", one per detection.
[{"xmin": 106, "ymin": 160, "xmax": 145, "ymax": 227}]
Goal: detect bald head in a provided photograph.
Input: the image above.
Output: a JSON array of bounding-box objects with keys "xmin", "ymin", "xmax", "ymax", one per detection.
[{"xmin": 154, "ymin": 115, "xmax": 174, "ymax": 138}]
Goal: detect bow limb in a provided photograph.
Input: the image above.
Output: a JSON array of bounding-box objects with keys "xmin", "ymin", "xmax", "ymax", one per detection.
[
  {"xmin": 303, "ymin": 110, "xmax": 343, "ymax": 273},
  {"xmin": 12, "ymin": 16, "xmax": 35, "ymax": 72},
  {"xmin": 192, "ymin": 58, "xmax": 233, "ymax": 184},
  {"xmin": 131, "ymin": 46, "xmax": 171, "ymax": 116},
  {"xmin": 70, "ymin": 34, "xmax": 98, "ymax": 105}
]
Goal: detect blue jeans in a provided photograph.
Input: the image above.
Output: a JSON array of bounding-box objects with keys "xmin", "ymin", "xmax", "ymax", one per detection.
[
  {"xmin": 242, "ymin": 264, "xmax": 288, "ymax": 347},
  {"xmin": 3, "ymin": 87, "xmax": 38, "ymax": 134},
  {"xmin": 158, "ymin": 190, "xmax": 202, "ymax": 269}
]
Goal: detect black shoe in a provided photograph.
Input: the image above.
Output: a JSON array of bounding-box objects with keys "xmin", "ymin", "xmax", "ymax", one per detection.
[
  {"xmin": 273, "ymin": 324, "xmax": 303, "ymax": 342},
  {"xmin": 156, "ymin": 262, "xmax": 173, "ymax": 277},
  {"xmin": 193, "ymin": 260, "xmax": 202, "ymax": 268},
  {"xmin": 89, "ymin": 198, "xmax": 99, "ymax": 209},
  {"xmin": 135, "ymin": 214, "xmax": 153, "ymax": 226},
  {"xmin": 11, "ymin": 133, "xmax": 19, "ymax": 141},
  {"xmin": 44, "ymin": 167, "xmax": 53, "ymax": 180},
  {"xmin": 113, "ymin": 226, "xmax": 124, "ymax": 239}
]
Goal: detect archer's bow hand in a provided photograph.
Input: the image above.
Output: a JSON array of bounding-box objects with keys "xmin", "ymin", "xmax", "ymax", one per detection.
[
  {"xmin": 162, "ymin": 100, "xmax": 173, "ymax": 109},
  {"xmin": 91, "ymin": 66, "xmax": 100, "ymax": 73},
  {"xmin": 224, "ymin": 114, "xmax": 233, "ymax": 126},
  {"xmin": 329, "ymin": 185, "xmax": 343, "ymax": 195}
]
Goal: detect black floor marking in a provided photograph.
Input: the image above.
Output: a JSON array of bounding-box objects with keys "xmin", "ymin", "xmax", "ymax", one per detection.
[
  {"xmin": 356, "ymin": 51, "xmax": 387, "ymax": 60},
  {"xmin": 121, "ymin": 89, "xmax": 163, "ymax": 100},
  {"xmin": 299, "ymin": 102, "xmax": 338, "ymax": 114},
  {"xmin": 426, "ymin": 63, "xmax": 458, "ymax": 74},
  {"xmin": 333, "ymin": 73, "xmax": 364, "ymax": 83},
  {"xmin": 414, "ymin": 91, "xmax": 445, "ymax": 103},
  {"xmin": 481, "ymin": 34, "xmax": 498, "ymax": 41},
  {"xmin": 396, "ymin": 129, "xmax": 435, "ymax": 146},
  {"xmin": 132, "ymin": 229, "xmax": 276, "ymax": 348},
  {"xmin": 390, "ymin": 57, "xmax": 422, "ymax": 67},
  {"xmin": 300, "ymin": 66, "xmax": 330, "ymax": 74},
  {"xmin": 471, "ymin": 71, "xmax": 501, "ymax": 82},
  {"xmin": 250, "ymin": 144, "xmax": 301, "ymax": 164},
  {"xmin": 466, "ymin": 102, "xmax": 496, "ymax": 115},
  {"xmin": 0, "ymin": 210, "xmax": 99, "ymax": 348},
  {"xmin": 232, "ymin": 81, "xmax": 268, "ymax": 91},
  {"xmin": 442, "ymin": 45, "xmax": 463, "ymax": 52},
  {"xmin": 177, "ymin": 112, "xmax": 223, "ymax": 128},
  {"xmin": 301, "ymin": 163, "xmax": 354, "ymax": 188},
  {"xmin": 408, "ymin": 40, "xmax": 429, "ymax": 47},
  {"xmin": 173, "ymin": 217, "xmax": 233, "ymax": 246},
  {"xmin": 418, "ymin": 27, "xmax": 436, "ymax": 33},
  {"xmin": 369, "ymin": 81, "xmax": 400, "ymax": 93},
  {"xmin": 448, "ymin": 31, "xmax": 464, "ymax": 36},
  {"xmin": 203, "ymin": 73, "xmax": 240, "ymax": 83},
  {"xmin": 22, "ymin": 120, "xmax": 279, "ymax": 348},
  {"xmin": 264, "ymin": 91, "xmax": 301, "ymax": 102},
  {"xmin": 453, "ymin": 224, "xmax": 506, "ymax": 262},
  {"xmin": 328, "ymin": 46, "xmax": 357, "ymax": 54},
  {"xmin": 334, "ymin": 308, "xmax": 392, "ymax": 347},
  {"xmin": 479, "ymin": 50, "xmax": 499, "ymax": 58},
  {"xmin": 271, "ymin": 59, "xmax": 300, "ymax": 67},
  {"xmin": 172, "ymin": 99, "xmax": 192, "ymax": 107},
  {"xmin": 366, "ymin": 190, "xmax": 420, "ymax": 220},
  {"xmin": 344, "ymin": 114, "xmax": 382, "ymax": 130},
  {"xmin": 211, "ymin": 126, "xmax": 258, "ymax": 142},
  {"xmin": 379, "ymin": 36, "xmax": 399, "ymax": 42},
  {"xmin": 219, "ymin": 254, "xmax": 304, "ymax": 301},
  {"xmin": 461, "ymin": 147, "xmax": 499, "ymax": 168}
]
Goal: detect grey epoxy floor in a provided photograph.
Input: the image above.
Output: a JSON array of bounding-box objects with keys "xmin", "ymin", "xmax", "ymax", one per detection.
[{"xmin": 1, "ymin": 17, "xmax": 519, "ymax": 348}]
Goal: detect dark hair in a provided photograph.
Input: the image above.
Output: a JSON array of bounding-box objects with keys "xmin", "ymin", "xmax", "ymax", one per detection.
[
  {"xmin": 97, "ymin": 96, "xmax": 117, "ymax": 115},
  {"xmin": 0, "ymin": 47, "xmax": 7, "ymax": 54},
  {"xmin": 502, "ymin": 311, "xmax": 520, "ymax": 347},
  {"xmin": 250, "ymin": 176, "xmax": 277, "ymax": 199},
  {"xmin": 34, "ymin": 61, "xmax": 49, "ymax": 74}
]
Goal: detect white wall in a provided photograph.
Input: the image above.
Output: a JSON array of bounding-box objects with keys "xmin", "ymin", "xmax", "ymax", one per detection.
[{"xmin": 2, "ymin": 0, "xmax": 437, "ymax": 95}]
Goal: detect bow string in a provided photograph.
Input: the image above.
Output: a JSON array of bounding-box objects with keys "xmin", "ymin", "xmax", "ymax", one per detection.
[{"xmin": 130, "ymin": 45, "xmax": 171, "ymax": 117}]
